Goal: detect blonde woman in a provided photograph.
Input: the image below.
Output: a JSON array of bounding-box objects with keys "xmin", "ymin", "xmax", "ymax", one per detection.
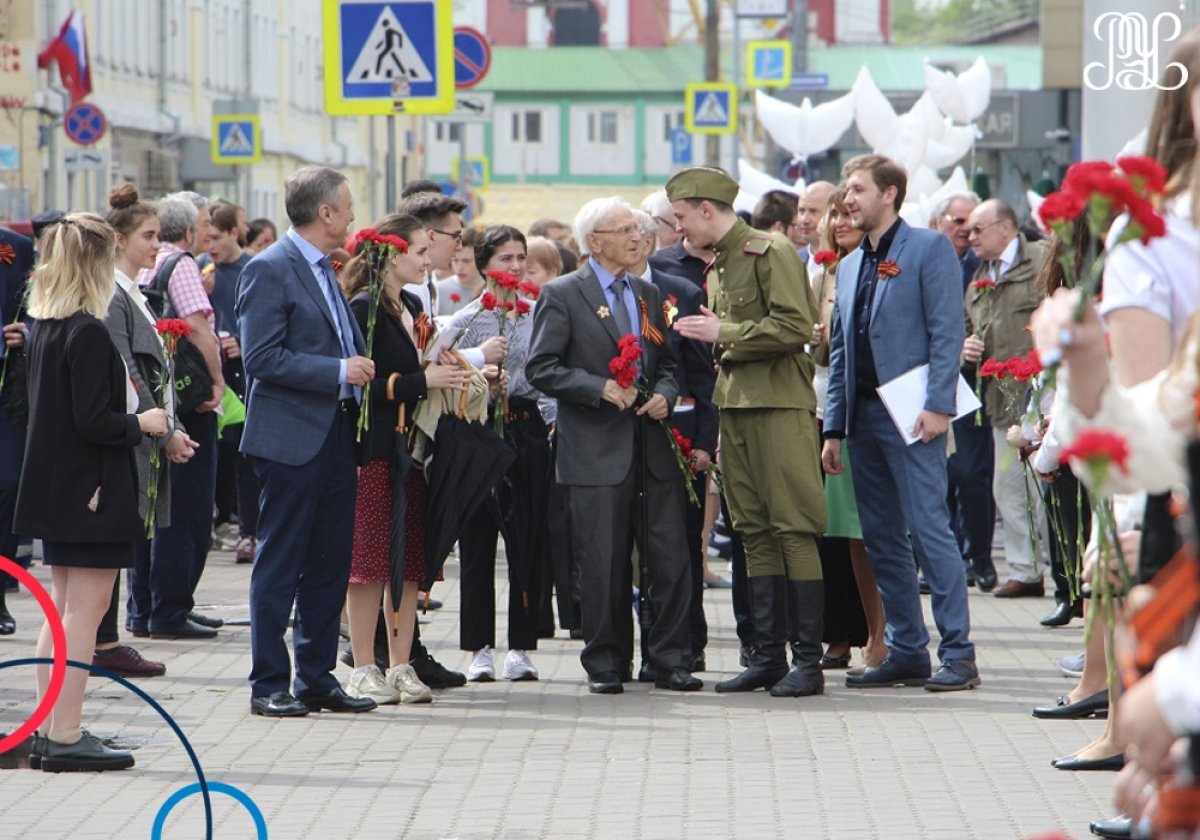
[{"xmin": 14, "ymin": 213, "xmax": 169, "ymax": 772}]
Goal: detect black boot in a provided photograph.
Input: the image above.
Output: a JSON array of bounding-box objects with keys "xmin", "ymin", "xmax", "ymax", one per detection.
[
  {"xmin": 770, "ymin": 579, "xmax": 825, "ymax": 697},
  {"xmin": 0, "ymin": 582, "xmax": 13, "ymax": 636},
  {"xmin": 715, "ymin": 575, "xmax": 788, "ymax": 693}
]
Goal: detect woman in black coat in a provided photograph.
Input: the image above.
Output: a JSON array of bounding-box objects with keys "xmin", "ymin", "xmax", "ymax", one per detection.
[
  {"xmin": 341, "ymin": 213, "xmax": 472, "ymax": 706},
  {"xmin": 13, "ymin": 213, "xmax": 168, "ymax": 773}
]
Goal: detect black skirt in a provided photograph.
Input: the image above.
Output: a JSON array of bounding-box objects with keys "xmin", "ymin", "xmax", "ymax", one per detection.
[{"xmin": 41, "ymin": 540, "xmax": 134, "ymax": 569}]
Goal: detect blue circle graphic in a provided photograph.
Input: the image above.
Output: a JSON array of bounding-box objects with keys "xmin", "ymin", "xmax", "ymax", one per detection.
[{"xmin": 152, "ymin": 782, "xmax": 268, "ymax": 840}]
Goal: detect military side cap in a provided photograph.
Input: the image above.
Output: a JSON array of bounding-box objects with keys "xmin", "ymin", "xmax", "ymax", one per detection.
[{"xmin": 666, "ymin": 167, "xmax": 738, "ymax": 206}]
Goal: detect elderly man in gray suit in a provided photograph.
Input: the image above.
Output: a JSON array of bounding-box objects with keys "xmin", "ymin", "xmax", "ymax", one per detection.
[
  {"xmin": 236, "ymin": 166, "xmax": 377, "ymax": 717},
  {"xmin": 822, "ymin": 154, "xmax": 978, "ymax": 693},
  {"xmin": 527, "ymin": 197, "xmax": 701, "ymax": 695}
]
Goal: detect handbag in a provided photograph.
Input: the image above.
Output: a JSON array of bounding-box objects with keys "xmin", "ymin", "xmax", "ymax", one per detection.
[{"xmin": 143, "ymin": 252, "xmax": 214, "ymax": 415}]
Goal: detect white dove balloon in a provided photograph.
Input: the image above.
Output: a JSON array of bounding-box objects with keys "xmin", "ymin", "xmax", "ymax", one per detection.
[
  {"xmin": 754, "ymin": 89, "xmax": 857, "ymax": 158},
  {"xmin": 736, "ymin": 158, "xmax": 805, "ymax": 214},
  {"xmin": 923, "ymin": 57, "xmax": 992, "ymax": 124},
  {"xmin": 851, "ymin": 66, "xmax": 898, "ymax": 150},
  {"xmin": 877, "ymin": 108, "xmax": 929, "ymax": 178},
  {"xmin": 924, "ymin": 120, "xmax": 981, "ymax": 169}
]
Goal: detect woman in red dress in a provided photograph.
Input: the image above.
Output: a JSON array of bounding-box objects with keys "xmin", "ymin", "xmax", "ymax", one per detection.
[{"xmin": 343, "ymin": 213, "xmax": 472, "ymax": 705}]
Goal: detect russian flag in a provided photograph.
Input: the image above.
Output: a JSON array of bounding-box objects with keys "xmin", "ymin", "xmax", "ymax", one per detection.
[{"xmin": 37, "ymin": 11, "xmax": 92, "ymax": 104}]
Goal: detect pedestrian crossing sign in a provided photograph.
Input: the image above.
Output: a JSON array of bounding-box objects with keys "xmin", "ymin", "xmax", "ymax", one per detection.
[
  {"xmin": 211, "ymin": 115, "xmax": 261, "ymax": 164},
  {"xmin": 745, "ymin": 40, "xmax": 791, "ymax": 88},
  {"xmin": 450, "ymin": 156, "xmax": 489, "ymax": 191},
  {"xmin": 322, "ymin": 0, "xmax": 454, "ymax": 116},
  {"xmin": 685, "ymin": 83, "xmax": 738, "ymax": 135}
]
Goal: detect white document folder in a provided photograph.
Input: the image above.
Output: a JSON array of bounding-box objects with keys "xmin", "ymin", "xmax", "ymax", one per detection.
[{"xmin": 875, "ymin": 365, "xmax": 982, "ymax": 445}]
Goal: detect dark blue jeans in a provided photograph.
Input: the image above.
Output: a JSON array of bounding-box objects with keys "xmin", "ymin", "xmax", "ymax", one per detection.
[{"xmin": 148, "ymin": 409, "xmax": 218, "ymax": 632}]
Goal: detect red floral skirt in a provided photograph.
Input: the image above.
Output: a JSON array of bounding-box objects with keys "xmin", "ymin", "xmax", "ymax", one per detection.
[{"xmin": 349, "ymin": 459, "xmax": 432, "ymax": 586}]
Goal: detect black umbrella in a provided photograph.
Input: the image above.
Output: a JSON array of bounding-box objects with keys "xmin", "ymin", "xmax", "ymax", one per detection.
[
  {"xmin": 494, "ymin": 413, "xmax": 552, "ymax": 613},
  {"xmin": 385, "ymin": 397, "xmax": 415, "ymax": 635},
  {"xmin": 422, "ymin": 409, "xmax": 515, "ymax": 592}
]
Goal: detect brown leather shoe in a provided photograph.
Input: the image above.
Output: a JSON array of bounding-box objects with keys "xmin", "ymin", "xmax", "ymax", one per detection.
[
  {"xmin": 91, "ymin": 644, "xmax": 166, "ymax": 678},
  {"xmin": 993, "ymin": 578, "xmax": 1045, "ymax": 598}
]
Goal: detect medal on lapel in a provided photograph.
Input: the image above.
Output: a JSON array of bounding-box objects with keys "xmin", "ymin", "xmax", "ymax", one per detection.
[{"xmin": 597, "ymin": 305, "xmax": 611, "ymax": 319}]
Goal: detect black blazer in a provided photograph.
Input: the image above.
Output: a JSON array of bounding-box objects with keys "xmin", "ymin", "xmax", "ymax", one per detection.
[
  {"xmin": 15, "ymin": 314, "xmax": 143, "ymax": 543},
  {"xmin": 651, "ymin": 268, "xmax": 719, "ymax": 456},
  {"xmin": 350, "ymin": 289, "xmax": 429, "ymax": 465}
]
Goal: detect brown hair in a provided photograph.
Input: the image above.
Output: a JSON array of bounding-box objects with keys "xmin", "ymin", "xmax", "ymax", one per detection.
[
  {"xmin": 106, "ymin": 182, "xmax": 157, "ymax": 239},
  {"xmin": 842, "ymin": 154, "xmax": 907, "ymax": 211},
  {"xmin": 526, "ymin": 236, "xmax": 563, "ymax": 277},
  {"xmin": 751, "ymin": 190, "xmax": 799, "ymax": 232},
  {"xmin": 1144, "ymin": 26, "xmax": 1200, "ymax": 218},
  {"xmin": 820, "ymin": 185, "xmax": 857, "ymax": 258},
  {"xmin": 343, "ymin": 213, "xmax": 427, "ymax": 319},
  {"xmin": 211, "ymin": 202, "xmax": 242, "ymax": 235}
]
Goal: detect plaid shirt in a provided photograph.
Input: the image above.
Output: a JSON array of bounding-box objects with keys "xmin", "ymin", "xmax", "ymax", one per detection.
[{"xmin": 136, "ymin": 242, "xmax": 215, "ymax": 332}]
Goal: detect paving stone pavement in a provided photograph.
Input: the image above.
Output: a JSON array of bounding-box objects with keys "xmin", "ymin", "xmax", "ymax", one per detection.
[{"xmin": 1, "ymin": 551, "xmax": 1113, "ymax": 839}]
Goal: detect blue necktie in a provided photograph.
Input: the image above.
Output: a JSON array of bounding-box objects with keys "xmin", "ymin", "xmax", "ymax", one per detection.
[{"xmin": 317, "ymin": 256, "xmax": 358, "ymax": 400}]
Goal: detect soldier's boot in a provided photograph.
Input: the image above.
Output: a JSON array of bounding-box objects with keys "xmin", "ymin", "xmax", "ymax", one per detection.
[
  {"xmin": 714, "ymin": 575, "xmax": 788, "ymax": 693},
  {"xmin": 770, "ymin": 579, "xmax": 825, "ymax": 697}
]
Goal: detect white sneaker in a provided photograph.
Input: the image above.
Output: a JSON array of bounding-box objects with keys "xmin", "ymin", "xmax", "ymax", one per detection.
[
  {"xmin": 468, "ymin": 647, "xmax": 495, "ymax": 682},
  {"xmin": 502, "ymin": 649, "xmax": 539, "ymax": 681},
  {"xmin": 385, "ymin": 664, "xmax": 433, "ymax": 704},
  {"xmin": 345, "ymin": 665, "xmax": 401, "ymax": 705}
]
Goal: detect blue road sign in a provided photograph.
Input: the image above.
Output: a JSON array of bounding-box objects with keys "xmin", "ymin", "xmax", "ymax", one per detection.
[
  {"xmin": 64, "ymin": 102, "xmax": 106, "ymax": 146},
  {"xmin": 212, "ymin": 115, "xmax": 261, "ymax": 164},
  {"xmin": 754, "ymin": 48, "xmax": 786, "ymax": 82},
  {"xmin": 323, "ymin": 0, "xmax": 454, "ymax": 115},
  {"xmin": 453, "ymin": 26, "xmax": 491, "ymax": 89},
  {"xmin": 789, "ymin": 72, "xmax": 830, "ymax": 90},
  {"xmin": 670, "ymin": 127, "xmax": 692, "ymax": 166}
]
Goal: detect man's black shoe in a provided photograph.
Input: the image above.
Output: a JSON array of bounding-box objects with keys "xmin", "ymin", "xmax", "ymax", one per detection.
[
  {"xmin": 972, "ymin": 556, "xmax": 998, "ymax": 593},
  {"xmin": 917, "ymin": 575, "xmax": 931, "ymax": 595},
  {"xmin": 124, "ymin": 622, "xmax": 149, "ymax": 639},
  {"xmin": 1089, "ymin": 814, "xmax": 1132, "ymax": 839},
  {"xmin": 149, "ymin": 620, "xmax": 217, "ymax": 640},
  {"xmin": 411, "ymin": 653, "xmax": 466, "ymax": 688},
  {"xmin": 301, "ymin": 686, "xmax": 377, "ymax": 713},
  {"xmin": 188, "ymin": 611, "xmax": 224, "ymax": 628},
  {"xmin": 637, "ymin": 662, "xmax": 657, "ymax": 683},
  {"xmin": 924, "ymin": 659, "xmax": 981, "ymax": 692},
  {"xmin": 654, "ymin": 667, "xmax": 702, "ymax": 691},
  {"xmin": 1040, "ymin": 601, "xmax": 1083, "ymax": 627},
  {"xmin": 964, "ymin": 562, "xmax": 976, "ymax": 587},
  {"xmin": 845, "ymin": 658, "xmax": 931, "ymax": 688},
  {"xmin": 0, "ymin": 606, "xmax": 14, "ymax": 635},
  {"xmin": 420, "ymin": 598, "xmax": 443, "ymax": 611},
  {"xmin": 250, "ymin": 692, "xmax": 309, "ymax": 717},
  {"xmin": 690, "ymin": 653, "xmax": 706, "ymax": 673},
  {"xmin": 588, "ymin": 672, "xmax": 623, "ymax": 694},
  {"xmin": 568, "ymin": 628, "xmax": 584, "ymax": 640}
]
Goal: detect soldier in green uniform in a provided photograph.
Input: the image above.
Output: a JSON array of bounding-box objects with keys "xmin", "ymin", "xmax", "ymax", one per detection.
[{"xmin": 669, "ymin": 167, "xmax": 827, "ymax": 698}]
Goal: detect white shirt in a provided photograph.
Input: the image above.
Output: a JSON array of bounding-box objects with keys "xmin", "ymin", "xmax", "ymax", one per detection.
[
  {"xmin": 115, "ymin": 269, "xmax": 160, "ymax": 336},
  {"xmin": 1098, "ymin": 194, "xmax": 1200, "ymax": 353},
  {"xmin": 993, "ymin": 235, "xmax": 1020, "ymax": 280}
]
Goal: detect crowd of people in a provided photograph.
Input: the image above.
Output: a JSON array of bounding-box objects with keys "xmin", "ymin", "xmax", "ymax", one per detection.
[{"xmin": 0, "ymin": 40, "xmax": 1199, "ymax": 840}]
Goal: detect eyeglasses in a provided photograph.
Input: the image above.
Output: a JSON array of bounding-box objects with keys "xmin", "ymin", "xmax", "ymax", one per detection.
[
  {"xmin": 942, "ymin": 214, "xmax": 968, "ymax": 226},
  {"xmin": 964, "ymin": 220, "xmax": 1003, "ymax": 237},
  {"xmin": 432, "ymin": 227, "xmax": 464, "ymax": 243},
  {"xmin": 592, "ymin": 224, "xmax": 639, "ymax": 237}
]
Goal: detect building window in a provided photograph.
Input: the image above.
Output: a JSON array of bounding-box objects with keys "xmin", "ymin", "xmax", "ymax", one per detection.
[
  {"xmin": 588, "ymin": 111, "xmax": 618, "ymax": 144},
  {"xmin": 663, "ymin": 111, "xmax": 684, "ymax": 141},
  {"xmin": 512, "ymin": 110, "xmax": 543, "ymax": 143},
  {"xmin": 437, "ymin": 122, "xmax": 462, "ymax": 143}
]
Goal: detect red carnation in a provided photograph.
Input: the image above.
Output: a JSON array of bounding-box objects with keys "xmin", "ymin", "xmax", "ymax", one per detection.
[
  {"xmin": 514, "ymin": 299, "xmax": 531, "ymax": 315},
  {"xmin": 609, "ymin": 334, "xmax": 642, "ymax": 389},
  {"xmin": 155, "ymin": 318, "xmax": 191, "ymax": 339},
  {"xmin": 518, "ymin": 281, "xmax": 541, "ymax": 300},
  {"xmin": 973, "ymin": 278, "xmax": 996, "ymax": 292},
  {"xmin": 480, "ymin": 292, "xmax": 497, "ymax": 311},
  {"xmin": 812, "ymin": 249, "xmax": 838, "ymax": 267},
  {"xmin": 1038, "ymin": 189, "xmax": 1087, "ymax": 228},
  {"xmin": 1058, "ymin": 428, "xmax": 1130, "ymax": 476},
  {"xmin": 449, "ymin": 292, "xmax": 462, "ymax": 303},
  {"xmin": 1125, "ymin": 196, "xmax": 1168, "ymax": 244},
  {"xmin": 978, "ymin": 358, "xmax": 1007, "ymax": 379},
  {"xmin": 377, "ymin": 233, "xmax": 409, "ymax": 253},
  {"xmin": 1116, "ymin": 155, "xmax": 1168, "ymax": 197},
  {"xmin": 487, "ymin": 270, "xmax": 521, "ymax": 291},
  {"xmin": 350, "ymin": 228, "xmax": 379, "ymax": 253}
]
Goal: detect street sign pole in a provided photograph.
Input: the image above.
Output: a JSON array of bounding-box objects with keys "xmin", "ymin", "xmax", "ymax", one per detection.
[
  {"xmin": 730, "ymin": 15, "xmax": 741, "ymax": 176},
  {"xmin": 386, "ymin": 116, "xmax": 396, "ymax": 211}
]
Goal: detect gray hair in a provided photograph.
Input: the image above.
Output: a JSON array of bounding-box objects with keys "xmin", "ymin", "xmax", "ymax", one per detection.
[
  {"xmin": 285, "ymin": 166, "xmax": 348, "ymax": 227},
  {"xmin": 573, "ymin": 196, "xmax": 630, "ymax": 257},
  {"xmin": 640, "ymin": 190, "xmax": 673, "ymax": 221},
  {"xmin": 168, "ymin": 190, "xmax": 209, "ymax": 212},
  {"xmin": 932, "ymin": 191, "xmax": 982, "ymax": 220},
  {"xmin": 632, "ymin": 208, "xmax": 657, "ymax": 240},
  {"xmin": 156, "ymin": 196, "xmax": 198, "ymax": 243}
]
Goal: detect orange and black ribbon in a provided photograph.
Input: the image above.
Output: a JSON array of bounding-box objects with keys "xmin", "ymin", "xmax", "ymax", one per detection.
[
  {"xmin": 330, "ymin": 259, "xmax": 344, "ymax": 273},
  {"xmin": 1121, "ymin": 549, "xmax": 1200, "ymax": 686},
  {"xmin": 413, "ymin": 312, "xmax": 433, "ymax": 352},
  {"xmin": 0, "ymin": 243, "xmax": 14, "ymax": 264},
  {"xmin": 877, "ymin": 260, "xmax": 901, "ymax": 279},
  {"xmin": 639, "ymin": 299, "xmax": 666, "ymax": 347}
]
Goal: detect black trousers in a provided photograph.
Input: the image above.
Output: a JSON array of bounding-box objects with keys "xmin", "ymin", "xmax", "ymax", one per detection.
[
  {"xmin": 457, "ymin": 407, "xmax": 549, "ymax": 652},
  {"xmin": 947, "ymin": 412, "xmax": 995, "ymax": 564},
  {"xmin": 1045, "ymin": 469, "xmax": 1089, "ymax": 606},
  {"xmin": 570, "ymin": 431, "xmax": 693, "ymax": 679},
  {"xmin": 722, "ymin": 493, "xmax": 753, "ymax": 649},
  {"xmin": 546, "ymin": 465, "xmax": 580, "ymax": 631},
  {"xmin": 96, "ymin": 575, "xmax": 121, "ymax": 646}
]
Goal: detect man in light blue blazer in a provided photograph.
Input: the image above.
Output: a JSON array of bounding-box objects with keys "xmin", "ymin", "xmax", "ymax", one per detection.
[
  {"xmin": 236, "ymin": 166, "xmax": 377, "ymax": 717},
  {"xmin": 822, "ymin": 154, "xmax": 978, "ymax": 692}
]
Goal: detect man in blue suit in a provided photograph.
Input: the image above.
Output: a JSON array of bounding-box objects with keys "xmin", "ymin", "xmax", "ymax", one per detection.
[
  {"xmin": 236, "ymin": 166, "xmax": 378, "ymax": 717},
  {"xmin": 822, "ymin": 154, "xmax": 978, "ymax": 692}
]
